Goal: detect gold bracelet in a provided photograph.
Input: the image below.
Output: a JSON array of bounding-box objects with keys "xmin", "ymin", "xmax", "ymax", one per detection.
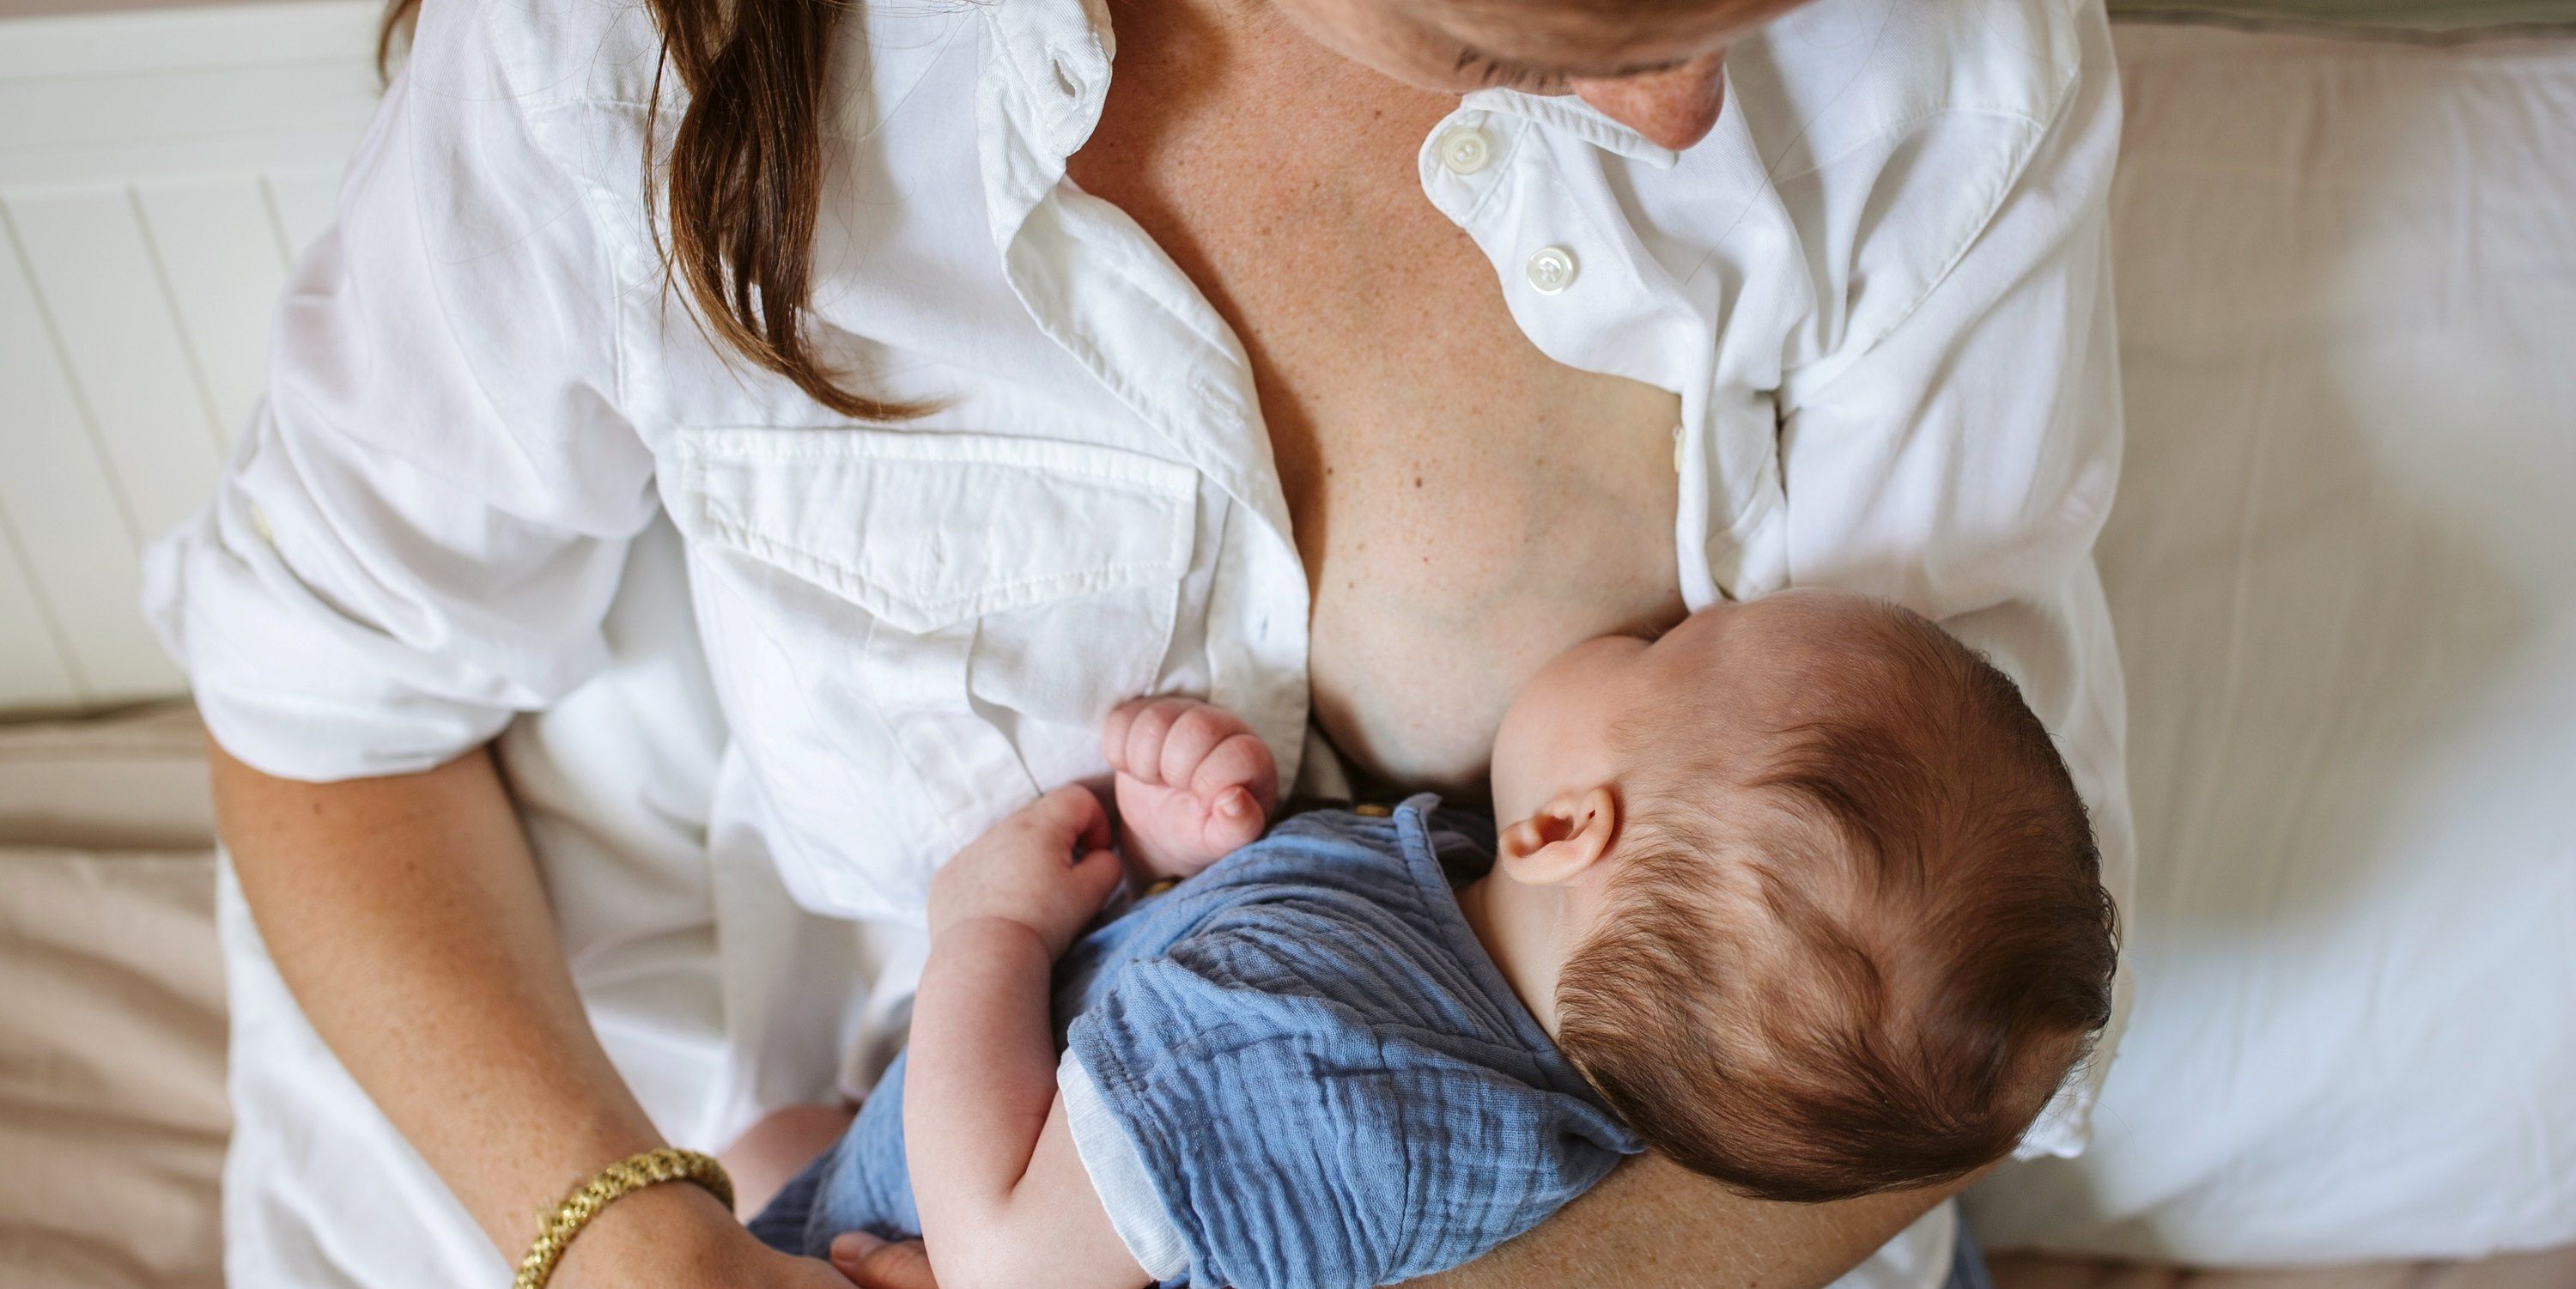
[{"xmin": 511, "ymin": 1146, "xmax": 734, "ymax": 1289}]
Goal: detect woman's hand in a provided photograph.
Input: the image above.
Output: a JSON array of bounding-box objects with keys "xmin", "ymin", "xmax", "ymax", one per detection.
[
  {"xmin": 827, "ymin": 1233, "xmax": 940, "ymax": 1288},
  {"xmin": 928, "ymin": 785, "xmax": 1124, "ymax": 958},
  {"xmin": 548, "ymin": 1175, "xmax": 860, "ymax": 1289}
]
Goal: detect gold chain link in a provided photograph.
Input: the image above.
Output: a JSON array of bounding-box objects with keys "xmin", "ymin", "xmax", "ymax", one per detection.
[{"xmin": 511, "ymin": 1146, "xmax": 734, "ymax": 1289}]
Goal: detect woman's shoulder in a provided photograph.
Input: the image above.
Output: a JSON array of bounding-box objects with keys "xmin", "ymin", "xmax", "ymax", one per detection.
[
  {"xmin": 382, "ymin": 0, "xmax": 673, "ymax": 281},
  {"xmin": 1700, "ymin": 0, "xmax": 2116, "ymax": 380},
  {"xmin": 1729, "ymin": 0, "xmax": 2091, "ymax": 179},
  {"xmin": 408, "ymin": 0, "xmax": 665, "ymax": 119}
]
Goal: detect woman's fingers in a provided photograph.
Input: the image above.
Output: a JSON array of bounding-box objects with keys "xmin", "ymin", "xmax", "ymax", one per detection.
[{"xmin": 827, "ymin": 1233, "xmax": 939, "ymax": 1288}]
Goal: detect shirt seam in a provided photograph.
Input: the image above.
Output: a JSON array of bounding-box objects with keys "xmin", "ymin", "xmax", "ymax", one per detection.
[
  {"xmin": 1076, "ymin": 1012, "xmax": 1244, "ymax": 1280},
  {"xmin": 1060, "ymin": 1051, "xmax": 1192, "ymax": 1280},
  {"xmin": 1762, "ymin": 102, "xmax": 2055, "ymax": 185},
  {"xmin": 519, "ymin": 98, "xmax": 646, "ymax": 420},
  {"xmin": 694, "ymin": 505, "xmax": 1186, "ymax": 613}
]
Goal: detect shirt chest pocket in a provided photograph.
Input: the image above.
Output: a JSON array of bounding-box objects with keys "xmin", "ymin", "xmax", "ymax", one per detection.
[{"xmin": 676, "ymin": 427, "xmax": 1197, "ymax": 898}]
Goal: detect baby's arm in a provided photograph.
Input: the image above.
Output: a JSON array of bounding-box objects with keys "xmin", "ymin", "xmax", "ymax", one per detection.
[
  {"xmin": 1103, "ymin": 696, "xmax": 1279, "ymax": 881},
  {"xmin": 905, "ymin": 787, "xmax": 1151, "ymax": 1289}
]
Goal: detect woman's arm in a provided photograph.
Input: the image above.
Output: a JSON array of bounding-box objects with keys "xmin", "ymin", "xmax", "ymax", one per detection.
[
  {"xmin": 211, "ymin": 743, "xmax": 848, "ymax": 1288},
  {"xmin": 838, "ymin": 1091, "xmax": 1962, "ymax": 1289},
  {"xmin": 904, "ymin": 787, "xmax": 1144, "ymax": 1289},
  {"xmin": 1412, "ymin": 1158, "xmax": 1960, "ymax": 1289}
]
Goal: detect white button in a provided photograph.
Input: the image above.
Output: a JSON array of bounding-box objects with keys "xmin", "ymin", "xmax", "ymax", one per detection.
[
  {"xmin": 1437, "ymin": 126, "xmax": 1493, "ymax": 175},
  {"xmin": 1526, "ymin": 245, "xmax": 1577, "ymax": 295}
]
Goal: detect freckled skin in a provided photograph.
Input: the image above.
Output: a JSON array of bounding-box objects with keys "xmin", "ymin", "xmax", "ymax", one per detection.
[{"xmin": 1069, "ymin": 1, "xmax": 1686, "ymax": 799}]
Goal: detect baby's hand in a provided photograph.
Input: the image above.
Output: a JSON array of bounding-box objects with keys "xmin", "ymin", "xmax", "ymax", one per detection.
[
  {"xmin": 928, "ymin": 785, "xmax": 1123, "ymax": 958},
  {"xmin": 1103, "ymin": 696, "xmax": 1279, "ymax": 881}
]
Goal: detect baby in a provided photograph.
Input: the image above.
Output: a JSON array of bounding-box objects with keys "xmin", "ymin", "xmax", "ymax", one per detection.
[{"xmin": 745, "ymin": 589, "xmax": 2119, "ymax": 1289}]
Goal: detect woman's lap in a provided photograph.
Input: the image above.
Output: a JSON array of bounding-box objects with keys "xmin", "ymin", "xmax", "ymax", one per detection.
[{"xmin": 217, "ymin": 865, "xmax": 511, "ymax": 1287}]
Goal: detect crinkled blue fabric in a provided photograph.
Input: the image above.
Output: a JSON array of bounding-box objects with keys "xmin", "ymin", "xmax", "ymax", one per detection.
[{"xmin": 750, "ymin": 795, "xmax": 1640, "ymax": 1287}]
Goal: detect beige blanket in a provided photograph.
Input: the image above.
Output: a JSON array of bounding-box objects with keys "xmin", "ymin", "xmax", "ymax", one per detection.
[{"xmin": 1, "ymin": 704, "xmax": 223, "ymax": 1289}]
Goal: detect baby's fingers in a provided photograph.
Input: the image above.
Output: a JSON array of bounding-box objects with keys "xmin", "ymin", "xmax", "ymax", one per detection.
[
  {"xmin": 1187, "ymin": 732, "xmax": 1279, "ymax": 817},
  {"xmin": 1018, "ymin": 782, "xmax": 1112, "ymax": 856},
  {"xmin": 1195, "ymin": 787, "xmax": 1267, "ymax": 855},
  {"xmin": 1104, "ymin": 697, "xmax": 1199, "ymax": 786},
  {"xmin": 1066, "ymin": 842, "xmax": 1125, "ymax": 911},
  {"xmin": 1100, "ymin": 699, "xmax": 1145, "ymax": 774},
  {"xmin": 1156, "ymin": 703, "xmax": 1254, "ymax": 793}
]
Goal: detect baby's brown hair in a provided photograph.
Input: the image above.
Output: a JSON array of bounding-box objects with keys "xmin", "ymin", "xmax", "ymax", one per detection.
[{"xmin": 1554, "ymin": 601, "xmax": 2117, "ymax": 1202}]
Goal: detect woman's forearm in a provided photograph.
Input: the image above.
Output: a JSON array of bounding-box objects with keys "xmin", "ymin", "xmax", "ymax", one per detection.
[
  {"xmin": 210, "ymin": 739, "xmax": 691, "ymax": 1279},
  {"xmin": 1414, "ymin": 1154, "xmax": 1962, "ymax": 1289}
]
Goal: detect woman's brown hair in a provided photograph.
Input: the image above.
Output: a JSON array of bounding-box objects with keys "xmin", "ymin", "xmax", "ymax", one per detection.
[{"xmin": 378, "ymin": 0, "xmax": 927, "ymax": 421}]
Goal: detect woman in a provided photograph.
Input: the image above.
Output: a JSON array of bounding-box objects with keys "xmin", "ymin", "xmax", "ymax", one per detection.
[{"xmin": 147, "ymin": 0, "xmax": 2133, "ymax": 1283}]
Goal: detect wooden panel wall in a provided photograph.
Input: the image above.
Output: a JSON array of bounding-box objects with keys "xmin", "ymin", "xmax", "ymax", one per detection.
[{"xmin": 0, "ymin": 0, "xmax": 376, "ymax": 714}]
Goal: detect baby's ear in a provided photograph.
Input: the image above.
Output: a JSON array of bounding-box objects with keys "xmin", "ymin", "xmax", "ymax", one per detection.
[{"xmin": 1497, "ymin": 786, "xmax": 1620, "ymax": 886}]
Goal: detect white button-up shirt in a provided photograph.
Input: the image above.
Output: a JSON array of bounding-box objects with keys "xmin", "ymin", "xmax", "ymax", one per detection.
[{"xmin": 147, "ymin": 0, "xmax": 2131, "ymax": 1278}]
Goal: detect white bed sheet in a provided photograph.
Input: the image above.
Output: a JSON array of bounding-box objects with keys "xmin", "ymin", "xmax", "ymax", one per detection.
[{"xmin": 1967, "ymin": 22, "xmax": 2576, "ymax": 1262}]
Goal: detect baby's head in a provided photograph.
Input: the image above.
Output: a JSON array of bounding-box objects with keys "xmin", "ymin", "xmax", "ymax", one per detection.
[{"xmin": 1484, "ymin": 590, "xmax": 2117, "ymax": 1201}]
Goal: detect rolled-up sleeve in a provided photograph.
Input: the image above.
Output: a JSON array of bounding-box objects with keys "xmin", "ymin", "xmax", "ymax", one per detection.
[
  {"xmin": 1771, "ymin": 6, "xmax": 2136, "ymax": 1157},
  {"xmin": 143, "ymin": 0, "xmax": 657, "ymax": 782}
]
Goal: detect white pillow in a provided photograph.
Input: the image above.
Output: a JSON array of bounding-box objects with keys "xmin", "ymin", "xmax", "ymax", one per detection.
[{"xmin": 1966, "ymin": 24, "xmax": 2576, "ymax": 1262}]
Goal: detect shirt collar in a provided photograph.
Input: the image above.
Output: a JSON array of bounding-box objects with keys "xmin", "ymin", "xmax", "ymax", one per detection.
[
  {"xmin": 981, "ymin": 0, "xmax": 1116, "ymax": 162},
  {"xmin": 1461, "ymin": 88, "xmax": 1684, "ymax": 169},
  {"xmin": 983, "ymin": 0, "xmax": 1686, "ymax": 171}
]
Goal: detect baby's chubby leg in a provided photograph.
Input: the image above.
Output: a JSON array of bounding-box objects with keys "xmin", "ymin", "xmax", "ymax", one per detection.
[{"xmin": 722, "ymin": 1102, "xmax": 857, "ymax": 1218}]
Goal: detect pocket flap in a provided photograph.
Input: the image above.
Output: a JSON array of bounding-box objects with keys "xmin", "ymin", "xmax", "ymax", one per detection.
[{"xmin": 678, "ymin": 428, "xmax": 1197, "ymax": 634}]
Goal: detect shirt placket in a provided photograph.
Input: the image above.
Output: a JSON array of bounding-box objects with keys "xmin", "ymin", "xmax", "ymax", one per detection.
[
  {"xmin": 1417, "ymin": 94, "xmax": 1791, "ymax": 610},
  {"xmin": 973, "ymin": 0, "xmax": 1313, "ymax": 791}
]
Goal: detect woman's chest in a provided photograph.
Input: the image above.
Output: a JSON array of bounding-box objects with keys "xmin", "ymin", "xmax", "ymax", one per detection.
[
  {"xmin": 1261, "ymin": 243, "xmax": 1689, "ymax": 793},
  {"xmin": 650, "ymin": 52, "xmax": 1704, "ymax": 911},
  {"xmin": 1068, "ymin": 74, "xmax": 1687, "ymax": 792}
]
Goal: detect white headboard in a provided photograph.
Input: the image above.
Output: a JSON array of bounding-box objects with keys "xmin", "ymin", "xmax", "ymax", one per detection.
[{"xmin": 0, "ymin": 0, "xmax": 376, "ymax": 715}]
